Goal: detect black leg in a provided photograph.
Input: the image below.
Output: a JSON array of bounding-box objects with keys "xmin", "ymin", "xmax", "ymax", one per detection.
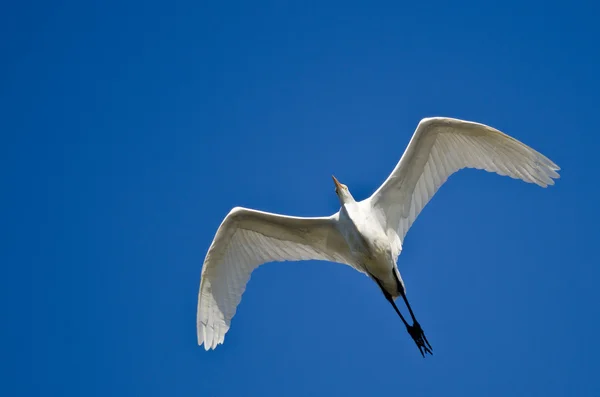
[
  {"xmin": 400, "ymin": 293, "xmax": 433, "ymax": 352},
  {"xmin": 382, "ymin": 288, "xmax": 410, "ymax": 328},
  {"xmin": 400, "ymin": 292, "xmax": 418, "ymax": 322},
  {"xmin": 372, "ymin": 276, "xmax": 431, "ymax": 357},
  {"xmin": 383, "ymin": 291, "xmax": 427, "ymax": 357}
]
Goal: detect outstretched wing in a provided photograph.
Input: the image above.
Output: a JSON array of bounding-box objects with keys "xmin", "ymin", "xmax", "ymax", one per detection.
[
  {"xmin": 366, "ymin": 117, "xmax": 560, "ymax": 258},
  {"xmin": 197, "ymin": 207, "xmax": 356, "ymax": 350}
]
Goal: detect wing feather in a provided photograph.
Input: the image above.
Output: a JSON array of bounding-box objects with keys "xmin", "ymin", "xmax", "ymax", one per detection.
[
  {"xmin": 197, "ymin": 207, "xmax": 356, "ymax": 350},
  {"xmin": 366, "ymin": 117, "xmax": 560, "ymax": 258}
]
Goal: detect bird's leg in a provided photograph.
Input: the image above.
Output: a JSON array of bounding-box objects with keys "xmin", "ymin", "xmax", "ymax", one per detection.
[
  {"xmin": 383, "ymin": 289, "xmax": 432, "ymax": 357},
  {"xmin": 400, "ymin": 292, "xmax": 433, "ymax": 354},
  {"xmin": 382, "ymin": 289, "xmax": 410, "ymax": 328},
  {"xmin": 389, "ymin": 271, "xmax": 433, "ymax": 356},
  {"xmin": 372, "ymin": 276, "xmax": 431, "ymax": 357}
]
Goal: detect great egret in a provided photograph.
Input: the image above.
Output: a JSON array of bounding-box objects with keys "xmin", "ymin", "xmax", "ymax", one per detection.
[{"xmin": 197, "ymin": 117, "xmax": 560, "ymax": 356}]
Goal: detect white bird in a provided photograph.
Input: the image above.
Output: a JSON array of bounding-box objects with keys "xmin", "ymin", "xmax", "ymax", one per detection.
[{"xmin": 197, "ymin": 117, "xmax": 560, "ymax": 355}]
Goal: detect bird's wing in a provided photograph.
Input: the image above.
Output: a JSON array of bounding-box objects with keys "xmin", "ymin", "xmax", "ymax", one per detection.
[
  {"xmin": 366, "ymin": 117, "xmax": 560, "ymax": 258},
  {"xmin": 197, "ymin": 206, "xmax": 356, "ymax": 350}
]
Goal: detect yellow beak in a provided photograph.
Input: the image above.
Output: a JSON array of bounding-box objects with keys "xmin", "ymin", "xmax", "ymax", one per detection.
[{"xmin": 332, "ymin": 175, "xmax": 342, "ymax": 190}]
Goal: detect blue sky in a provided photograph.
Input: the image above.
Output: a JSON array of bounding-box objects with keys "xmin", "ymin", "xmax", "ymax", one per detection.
[{"xmin": 5, "ymin": 1, "xmax": 600, "ymax": 396}]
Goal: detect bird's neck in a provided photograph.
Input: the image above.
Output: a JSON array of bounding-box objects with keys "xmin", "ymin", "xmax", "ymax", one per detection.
[{"xmin": 339, "ymin": 193, "xmax": 356, "ymax": 206}]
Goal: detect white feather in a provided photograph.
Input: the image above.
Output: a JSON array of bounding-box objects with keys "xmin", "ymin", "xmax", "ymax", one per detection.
[
  {"xmin": 197, "ymin": 207, "xmax": 358, "ymax": 350},
  {"xmin": 366, "ymin": 117, "xmax": 560, "ymax": 259}
]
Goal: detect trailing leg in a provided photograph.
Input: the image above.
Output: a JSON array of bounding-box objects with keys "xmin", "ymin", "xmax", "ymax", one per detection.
[
  {"xmin": 372, "ymin": 275, "xmax": 432, "ymax": 357},
  {"xmin": 400, "ymin": 292, "xmax": 433, "ymax": 353}
]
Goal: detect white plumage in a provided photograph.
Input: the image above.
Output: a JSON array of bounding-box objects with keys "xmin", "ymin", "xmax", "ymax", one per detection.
[{"xmin": 197, "ymin": 117, "xmax": 560, "ymax": 353}]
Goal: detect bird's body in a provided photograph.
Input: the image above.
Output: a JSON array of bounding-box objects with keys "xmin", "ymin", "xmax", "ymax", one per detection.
[
  {"xmin": 338, "ymin": 200, "xmax": 402, "ymax": 297},
  {"xmin": 197, "ymin": 117, "xmax": 560, "ymax": 355}
]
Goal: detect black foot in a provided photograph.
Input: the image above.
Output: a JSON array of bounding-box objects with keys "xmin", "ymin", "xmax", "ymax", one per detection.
[{"xmin": 406, "ymin": 322, "xmax": 433, "ymax": 357}]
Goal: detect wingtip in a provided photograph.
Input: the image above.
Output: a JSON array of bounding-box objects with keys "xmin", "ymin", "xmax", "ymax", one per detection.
[{"xmin": 198, "ymin": 339, "xmax": 213, "ymax": 351}]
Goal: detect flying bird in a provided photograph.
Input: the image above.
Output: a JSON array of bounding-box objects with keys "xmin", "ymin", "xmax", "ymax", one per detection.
[{"xmin": 196, "ymin": 117, "xmax": 560, "ymax": 356}]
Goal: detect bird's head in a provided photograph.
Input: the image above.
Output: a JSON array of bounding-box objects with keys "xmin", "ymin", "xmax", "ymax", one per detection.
[{"xmin": 332, "ymin": 175, "xmax": 355, "ymax": 204}]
